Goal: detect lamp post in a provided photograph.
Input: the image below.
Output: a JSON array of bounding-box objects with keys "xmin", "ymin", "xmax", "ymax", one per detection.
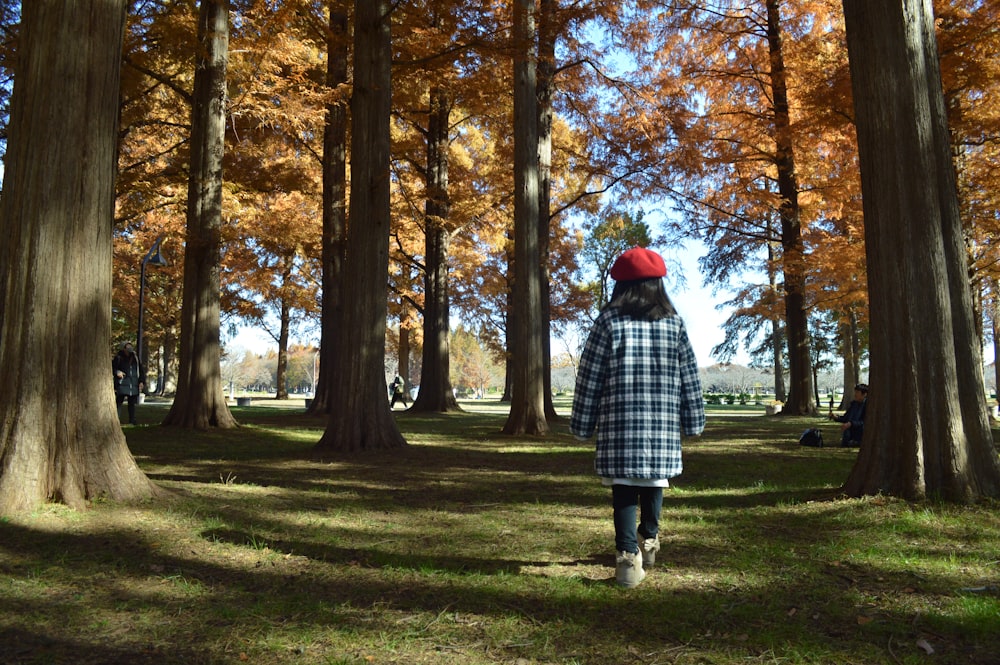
[{"xmin": 137, "ymin": 236, "xmax": 168, "ymax": 371}]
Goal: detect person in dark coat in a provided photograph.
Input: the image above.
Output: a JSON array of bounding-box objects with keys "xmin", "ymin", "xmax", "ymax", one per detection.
[
  {"xmin": 570, "ymin": 246, "xmax": 705, "ymax": 588},
  {"xmin": 113, "ymin": 342, "xmax": 146, "ymax": 425},
  {"xmin": 831, "ymin": 383, "xmax": 868, "ymax": 447},
  {"xmin": 389, "ymin": 372, "xmax": 408, "ymax": 408}
]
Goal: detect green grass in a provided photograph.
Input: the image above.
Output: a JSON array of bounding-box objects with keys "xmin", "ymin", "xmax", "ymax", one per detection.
[{"xmin": 1, "ymin": 399, "xmax": 998, "ymax": 664}]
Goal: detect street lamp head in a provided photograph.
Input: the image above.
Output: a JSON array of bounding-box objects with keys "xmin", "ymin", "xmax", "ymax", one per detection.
[
  {"xmin": 141, "ymin": 236, "xmax": 168, "ymax": 268},
  {"xmin": 146, "ymin": 245, "xmax": 168, "ymax": 267}
]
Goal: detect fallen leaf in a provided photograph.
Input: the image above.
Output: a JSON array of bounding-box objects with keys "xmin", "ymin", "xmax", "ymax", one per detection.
[
  {"xmin": 916, "ymin": 639, "xmax": 934, "ymax": 655},
  {"xmin": 856, "ymin": 615, "xmax": 873, "ymax": 625},
  {"xmin": 787, "ymin": 607, "xmax": 798, "ymax": 617}
]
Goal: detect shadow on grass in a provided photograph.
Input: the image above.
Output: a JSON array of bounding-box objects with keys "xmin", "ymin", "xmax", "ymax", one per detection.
[
  {"xmin": 2, "ymin": 504, "xmax": 996, "ymax": 665},
  {"xmin": 3, "ymin": 407, "xmax": 996, "ymax": 664}
]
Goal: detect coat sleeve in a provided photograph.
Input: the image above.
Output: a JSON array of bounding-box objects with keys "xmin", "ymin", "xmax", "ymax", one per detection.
[
  {"xmin": 677, "ymin": 324, "xmax": 706, "ymax": 437},
  {"xmin": 570, "ymin": 320, "xmax": 611, "ymax": 439}
]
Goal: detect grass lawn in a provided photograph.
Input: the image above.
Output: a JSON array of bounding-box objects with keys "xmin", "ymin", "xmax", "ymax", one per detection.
[{"xmin": 1, "ymin": 398, "xmax": 998, "ymax": 664}]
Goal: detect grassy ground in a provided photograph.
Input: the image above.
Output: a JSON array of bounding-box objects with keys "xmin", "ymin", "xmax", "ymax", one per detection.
[{"xmin": 1, "ymin": 399, "xmax": 998, "ymax": 665}]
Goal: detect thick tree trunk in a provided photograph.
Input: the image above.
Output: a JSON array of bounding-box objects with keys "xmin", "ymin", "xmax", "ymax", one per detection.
[
  {"xmin": 503, "ymin": 0, "xmax": 548, "ymax": 435},
  {"xmin": 841, "ymin": 0, "xmax": 1000, "ymax": 500},
  {"xmin": 315, "ymin": 0, "xmax": 406, "ymax": 455},
  {"xmin": 411, "ymin": 85, "xmax": 460, "ymax": 413},
  {"xmin": 163, "ymin": 0, "xmax": 237, "ymax": 429},
  {"xmin": 767, "ymin": 0, "xmax": 815, "ymax": 416},
  {"xmin": 0, "ymin": 0, "xmax": 161, "ymax": 513},
  {"xmin": 307, "ymin": 4, "xmax": 349, "ymax": 416}
]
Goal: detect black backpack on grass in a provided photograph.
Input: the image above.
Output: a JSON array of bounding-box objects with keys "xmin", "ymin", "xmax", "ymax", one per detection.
[{"xmin": 799, "ymin": 428, "xmax": 823, "ymax": 447}]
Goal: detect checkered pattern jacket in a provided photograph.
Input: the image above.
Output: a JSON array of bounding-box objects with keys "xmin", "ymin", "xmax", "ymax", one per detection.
[{"xmin": 570, "ymin": 307, "xmax": 705, "ymax": 480}]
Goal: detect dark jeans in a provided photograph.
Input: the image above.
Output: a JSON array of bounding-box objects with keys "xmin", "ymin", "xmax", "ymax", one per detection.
[
  {"xmin": 116, "ymin": 392, "xmax": 138, "ymax": 424},
  {"xmin": 612, "ymin": 484, "xmax": 663, "ymax": 555},
  {"xmin": 840, "ymin": 426, "xmax": 863, "ymax": 447}
]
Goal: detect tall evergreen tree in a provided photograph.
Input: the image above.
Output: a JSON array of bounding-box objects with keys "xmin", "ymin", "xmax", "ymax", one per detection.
[
  {"xmin": 841, "ymin": 0, "xmax": 1000, "ymax": 500},
  {"xmin": 0, "ymin": 0, "xmax": 161, "ymax": 513},
  {"xmin": 315, "ymin": 0, "xmax": 406, "ymax": 453},
  {"xmin": 503, "ymin": 0, "xmax": 548, "ymax": 435},
  {"xmin": 163, "ymin": 0, "xmax": 238, "ymax": 429}
]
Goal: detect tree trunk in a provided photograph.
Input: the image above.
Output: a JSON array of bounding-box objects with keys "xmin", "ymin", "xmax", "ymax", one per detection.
[
  {"xmin": 315, "ymin": 0, "xmax": 406, "ymax": 455},
  {"xmin": 0, "ymin": 0, "xmax": 161, "ymax": 513},
  {"xmin": 841, "ymin": 0, "xmax": 1000, "ymax": 501},
  {"xmin": 411, "ymin": 86, "xmax": 460, "ymax": 413},
  {"xmin": 275, "ymin": 296, "xmax": 290, "ymax": 399},
  {"xmin": 992, "ymin": 280, "xmax": 1000, "ymax": 405},
  {"xmin": 500, "ymin": 239, "xmax": 514, "ymax": 404},
  {"xmin": 160, "ymin": 323, "xmax": 178, "ymax": 396},
  {"xmin": 502, "ymin": 0, "xmax": 548, "ymax": 435},
  {"xmin": 398, "ymin": 323, "xmax": 411, "ymax": 389},
  {"xmin": 163, "ymin": 0, "xmax": 237, "ymax": 429},
  {"xmin": 307, "ymin": 3, "xmax": 349, "ymax": 416},
  {"xmin": 537, "ymin": 0, "xmax": 558, "ymax": 422},
  {"xmin": 767, "ymin": 0, "xmax": 814, "ymax": 416},
  {"xmin": 838, "ymin": 313, "xmax": 859, "ymax": 410},
  {"xmin": 767, "ymin": 241, "xmax": 787, "ymax": 402}
]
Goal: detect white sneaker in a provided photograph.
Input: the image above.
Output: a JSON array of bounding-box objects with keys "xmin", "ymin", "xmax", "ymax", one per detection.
[
  {"xmin": 641, "ymin": 536, "xmax": 660, "ymax": 567},
  {"xmin": 615, "ymin": 550, "xmax": 646, "ymax": 588}
]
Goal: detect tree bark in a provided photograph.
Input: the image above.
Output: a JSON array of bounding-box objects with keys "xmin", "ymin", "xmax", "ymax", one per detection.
[
  {"xmin": 315, "ymin": 0, "xmax": 406, "ymax": 454},
  {"xmin": 992, "ymin": 280, "xmax": 1000, "ymax": 405},
  {"xmin": 0, "ymin": 0, "xmax": 161, "ymax": 513},
  {"xmin": 767, "ymin": 240, "xmax": 787, "ymax": 402},
  {"xmin": 537, "ymin": 0, "xmax": 558, "ymax": 422},
  {"xmin": 398, "ymin": 323, "xmax": 412, "ymax": 389},
  {"xmin": 308, "ymin": 3, "xmax": 349, "ymax": 416},
  {"xmin": 766, "ymin": 0, "xmax": 815, "ymax": 416},
  {"xmin": 502, "ymin": 0, "xmax": 548, "ymax": 435},
  {"xmin": 275, "ymin": 295, "xmax": 290, "ymax": 400},
  {"xmin": 411, "ymin": 86, "xmax": 460, "ymax": 413},
  {"xmin": 163, "ymin": 0, "xmax": 237, "ymax": 429},
  {"xmin": 160, "ymin": 323, "xmax": 178, "ymax": 396},
  {"xmin": 841, "ymin": 0, "xmax": 1000, "ymax": 500},
  {"xmin": 838, "ymin": 310, "xmax": 860, "ymax": 410}
]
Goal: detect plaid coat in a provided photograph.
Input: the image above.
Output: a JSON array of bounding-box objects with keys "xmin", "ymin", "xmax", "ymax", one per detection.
[{"xmin": 570, "ymin": 307, "xmax": 705, "ymax": 480}]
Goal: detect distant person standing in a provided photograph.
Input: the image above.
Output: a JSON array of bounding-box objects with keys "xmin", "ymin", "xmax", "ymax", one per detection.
[
  {"xmin": 571, "ymin": 247, "xmax": 706, "ymax": 588},
  {"xmin": 389, "ymin": 372, "xmax": 408, "ymax": 409},
  {"xmin": 113, "ymin": 342, "xmax": 146, "ymax": 425}
]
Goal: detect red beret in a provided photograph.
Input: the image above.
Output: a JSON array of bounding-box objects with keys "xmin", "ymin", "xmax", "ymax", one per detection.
[{"xmin": 610, "ymin": 246, "xmax": 666, "ymax": 281}]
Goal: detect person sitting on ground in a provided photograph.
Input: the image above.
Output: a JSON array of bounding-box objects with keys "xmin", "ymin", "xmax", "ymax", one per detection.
[{"xmin": 831, "ymin": 383, "xmax": 868, "ymax": 447}]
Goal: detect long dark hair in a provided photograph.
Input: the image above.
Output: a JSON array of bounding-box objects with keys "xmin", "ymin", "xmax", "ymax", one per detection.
[{"xmin": 607, "ymin": 278, "xmax": 677, "ymax": 321}]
